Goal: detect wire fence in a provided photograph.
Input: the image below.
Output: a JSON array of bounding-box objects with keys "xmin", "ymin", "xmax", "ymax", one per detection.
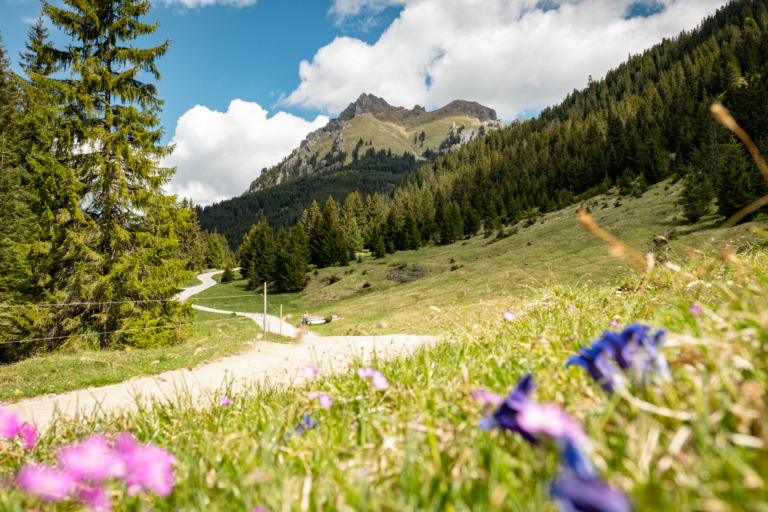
[
  {"xmin": 0, "ymin": 295, "xmax": 262, "ymax": 309},
  {"xmin": 0, "ymin": 313, "xmax": 266, "ymax": 345}
]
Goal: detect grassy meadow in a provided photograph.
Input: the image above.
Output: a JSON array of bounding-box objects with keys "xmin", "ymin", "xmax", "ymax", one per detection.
[
  {"xmin": 197, "ymin": 179, "xmax": 766, "ymax": 337},
  {"xmin": 1, "ymin": 179, "xmax": 767, "ymax": 510}
]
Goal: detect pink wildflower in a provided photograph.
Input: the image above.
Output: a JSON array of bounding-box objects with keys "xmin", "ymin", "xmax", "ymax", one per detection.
[
  {"xmin": 59, "ymin": 436, "xmax": 126, "ymax": 482},
  {"xmin": 17, "ymin": 465, "xmax": 76, "ymax": 502},
  {"xmin": 221, "ymin": 396, "xmax": 233, "ymax": 405},
  {"xmin": 356, "ymin": 367, "xmax": 375, "ymax": 379},
  {"xmin": 608, "ymin": 321, "xmax": 621, "ymax": 328},
  {"xmin": 357, "ymin": 367, "xmax": 389, "ymax": 390},
  {"xmin": 18, "ymin": 422, "xmax": 37, "ymax": 450},
  {"xmin": 471, "ymin": 389, "xmax": 505, "ymax": 407},
  {"xmin": 502, "ymin": 311, "xmax": 517, "ymax": 321},
  {"xmin": 115, "ymin": 433, "xmax": 175, "ymax": 496},
  {"xmin": 517, "ymin": 402, "xmax": 587, "ymax": 445},
  {"xmin": 77, "ymin": 485, "xmax": 112, "ymax": 512},
  {"xmin": 298, "ymin": 364, "xmax": 321, "ymax": 379},
  {"xmin": 689, "ymin": 305, "xmax": 702, "ymax": 315},
  {"xmin": 0, "ymin": 407, "xmax": 21, "ymax": 438},
  {"xmin": 308, "ymin": 392, "xmax": 332, "ymax": 408}
]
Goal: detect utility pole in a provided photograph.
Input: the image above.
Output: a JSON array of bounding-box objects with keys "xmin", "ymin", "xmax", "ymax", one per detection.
[{"xmin": 263, "ymin": 281, "xmax": 267, "ymax": 338}]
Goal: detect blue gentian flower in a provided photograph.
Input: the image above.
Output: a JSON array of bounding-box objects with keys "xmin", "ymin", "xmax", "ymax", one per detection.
[
  {"xmin": 489, "ymin": 373, "xmax": 539, "ymax": 444},
  {"xmin": 481, "ymin": 374, "xmax": 587, "ymax": 445},
  {"xmin": 551, "ymin": 473, "xmax": 633, "ymax": 512},
  {"xmin": 568, "ymin": 324, "xmax": 671, "ymax": 390},
  {"xmin": 566, "ymin": 345, "xmax": 624, "ymax": 393},
  {"xmin": 282, "ymin": 414, "xmax": 317, "ymax": 443},
  {"xmin": 550, "ymin": 439, "xmax": 633, "ymax": 512}
]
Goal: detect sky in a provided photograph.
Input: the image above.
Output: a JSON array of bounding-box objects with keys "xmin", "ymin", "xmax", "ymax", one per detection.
[{"xmin": 0, "ymin": 0, "xmax": 729, "ymax": 206}]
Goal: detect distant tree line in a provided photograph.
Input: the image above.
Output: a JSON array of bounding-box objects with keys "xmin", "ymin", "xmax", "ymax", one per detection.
[{"xmin": 197, "ymin": 149, "xmax": 420, "ymax": 251}]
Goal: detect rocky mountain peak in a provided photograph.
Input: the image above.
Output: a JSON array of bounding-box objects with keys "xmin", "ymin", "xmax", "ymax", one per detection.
[{"xmin": 338, "ymin": 93, "xmax": 395, "ymax": 121}]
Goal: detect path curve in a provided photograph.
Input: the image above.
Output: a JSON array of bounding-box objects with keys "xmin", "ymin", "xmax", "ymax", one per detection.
[
  {"xmin": 178, "ymin": 270, "xmax": 317, "ymax": 338},
  {"xmin": 7, "ymin": 272, "xmax": 438, "ymax": 430}
]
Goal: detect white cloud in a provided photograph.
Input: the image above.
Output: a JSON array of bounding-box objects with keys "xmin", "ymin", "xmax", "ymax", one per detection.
[
  {"xmin": 329, "ymin": 0, "xmax": 407, "ymax": 21},
  {"xmin": 157, "ymin": 0, "xmax": 257, "ymax": 9},
  {"xmin": 164, "ymin": 100, "xmax": 328, "ymax": 206},
  {"xmin": 293, "ymin": 0, "xmax": 728, "ymax": 119}
]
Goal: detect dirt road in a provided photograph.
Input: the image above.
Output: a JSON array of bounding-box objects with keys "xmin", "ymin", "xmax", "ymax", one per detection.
[{"xmin": 7, "ymin": 272, "xmax": 438, "ymax": 430}]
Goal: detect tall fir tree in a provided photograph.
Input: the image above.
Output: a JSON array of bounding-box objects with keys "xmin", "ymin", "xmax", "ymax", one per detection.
[
  {"xmin": 680, "ymin": 168, "xmax": 715, "ymax": 223},
  {"xmin": 274, "ymin": 225, "xmax": 309, "ymax": 293},
  {"xmin": 314, "ymin": 197, "xmax": 348, "ymax": 267},
  {"xmin": 243, "ymin": 218, "xmax": 275, "ymax": 289},
  {"xmin": 17, "ymin": 0, "xmax": 190, "ymax": 350},
  {"xmin": 0, "ymin": 31, "xmax": 35, "ymax": 310}
]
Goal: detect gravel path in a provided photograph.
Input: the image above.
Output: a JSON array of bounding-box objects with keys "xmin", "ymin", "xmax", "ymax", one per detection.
[{"xmin": 7, "ymin": 272, "xmax": 437, "ymax": 430}]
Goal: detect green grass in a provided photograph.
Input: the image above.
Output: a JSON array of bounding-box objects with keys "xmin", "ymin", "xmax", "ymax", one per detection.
[
  {"xmin": 1, "ymin": 246, "xmax": 766, "ymax": 510},
  {"xmin": 0, "ymin": 309, "xmax": 290, "ymax": 402}
]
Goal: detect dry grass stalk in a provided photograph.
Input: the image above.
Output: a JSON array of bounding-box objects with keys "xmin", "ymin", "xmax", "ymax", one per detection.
[
  {"xmin": 577, "ymin": 208, "xmax": 649, "ymax": 272},
  {"xmin": 710, "ymin": 103, "xmax": 768, "ymax": 227}
]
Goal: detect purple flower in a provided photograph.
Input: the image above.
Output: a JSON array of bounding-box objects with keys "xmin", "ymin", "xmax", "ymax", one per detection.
[
  {"xmin": 357, "ymin": 367, "xmax": 389, "ymax": 390},
  {"xmin": 551, "ymin": 473, "xmax": 633, "ymax": 512},
  {"xmin": 689, "ymin": 305, "xmax": 702, "ymax": 315},
  {"xmin": 566, "ymin": 345, "xmax": 624, "ymax": 393},
  {"xmin": 502, "ymin": 310, "xmax": 517, "ymax": 321},
  {"xmin": 115, "ymin": 433, "xmax": 175, "ymax": 496},
  {"xmin": 608, "ymin": 321, "xmax": 621, "ymax": 328},
  {"xmin": 308, "ymin": 392, "xmax": 332, "ymax": 408},
  {"xmin": 294, "ymin": 414, "xmax": 317, "ymax": 436},
  {"xmin": 598, "ymin": 324, "xmax": 670, "ymax": 380},
  {"xmin": 471, "ymin": 389, "xmax": 505, "ymax": 407},
  {"xmin": 17, "ymin": 465, "xmax": 77, "ymax": 502},
  {"xmin": 487, "ymin": 373, "xmax": 539, "ymax": 444},
  {"xmin": 59, "ymin": 436, "xmax": 126, "ymax": 483},
  {"xmin": 298, "ymin": 364, "xmax": 321, "ymax": 379},
  {"xmin": 549, "ymin": 438, "xmax": 633, "ymax": 512},
  {"xmin": 221, "ymin": 396, "xmax": 233, "ymax": 405},
  {"xmin": 19, "ymin": 422, "xmax": 37, "ymax": 450},
  {"xmin": 0, "ymin": 407, "xmax": 21, "ymax": 438},
  {"xmin": 517, "ymin": 403, "xmax": 587, "ymax": 445}
]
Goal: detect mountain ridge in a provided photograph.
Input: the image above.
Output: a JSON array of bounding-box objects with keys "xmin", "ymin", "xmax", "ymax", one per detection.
[{"xmin": 248, "ymin": 93, "xmax": 502, "ymax": 192}]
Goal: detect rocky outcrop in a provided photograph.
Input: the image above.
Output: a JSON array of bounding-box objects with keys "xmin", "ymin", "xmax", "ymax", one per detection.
[{"xmin": 338, "ymin": 93, "xmax": 395, "ymax": 121}]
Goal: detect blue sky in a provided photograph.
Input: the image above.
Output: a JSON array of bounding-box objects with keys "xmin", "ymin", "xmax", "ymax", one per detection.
[{"xmin": 1, "ymin": 0, "xmax": 728, "ymax": 205}]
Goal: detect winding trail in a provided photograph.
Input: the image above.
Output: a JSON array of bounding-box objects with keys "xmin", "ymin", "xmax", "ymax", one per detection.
[{"xmin": 7, "ymin": 271, "xmax": 438, "ymax": 430}]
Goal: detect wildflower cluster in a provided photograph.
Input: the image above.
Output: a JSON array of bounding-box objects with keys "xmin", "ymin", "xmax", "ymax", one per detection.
[
  {"xmin": 2, "ymin": 405, "xmax": 175, "ymax": 511},
  {"xmin": 16, "ymin": 433, "xmax": 175, "ymax": 511},
  {"xmin": 566, "ymin": 324, "xmax": 670, "ymax": 392}
]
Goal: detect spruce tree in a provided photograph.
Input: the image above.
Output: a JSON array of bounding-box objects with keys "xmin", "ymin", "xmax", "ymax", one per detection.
[
  {"xmin": 244, "ymin": 218, "xmax": 275, "ymax": 289},
  {"xmin": 680, "ymin": 169, "xmax": 715, "ymax": 223},
  {"xmin": 20, "ymin": 0, "xmax": 189, "ymax": 349},
  {"xmin": 314, "ymin": 197, "xmax": 348, "ymax": 267},
  {"xmin": 0, "ymin": 31, "xmax": 34, "ymax": 308},
  {"xmin": 275, "ymin": 225, "xmax": 309, "ymax": 292}
]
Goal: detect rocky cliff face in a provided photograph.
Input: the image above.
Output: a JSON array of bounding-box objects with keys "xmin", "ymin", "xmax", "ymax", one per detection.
[{"xmin": 248, "ymin": 93, "xmax": 501, "ymax": 192}]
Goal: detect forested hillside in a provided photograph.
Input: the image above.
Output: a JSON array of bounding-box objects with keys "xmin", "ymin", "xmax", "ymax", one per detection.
[
  {"xmin": 230, "ymin": 0, "xmax": 768, "ymax": 284},
  {"xmin": 197, "ymin": 149, "xmax": 419, "ymax": 250}
]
